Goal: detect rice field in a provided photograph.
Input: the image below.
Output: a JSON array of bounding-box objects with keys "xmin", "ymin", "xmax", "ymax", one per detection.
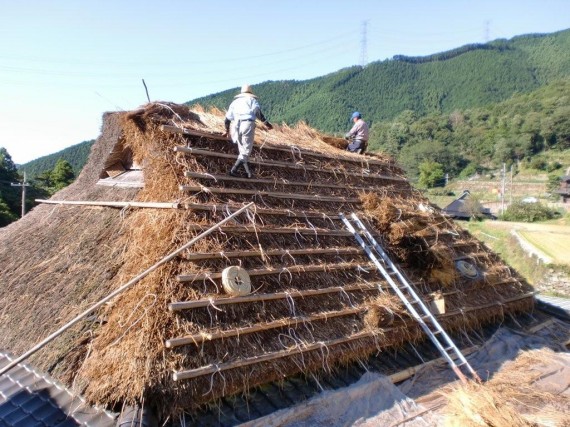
[{"xmin": 476, "ymin": 220, "xmax": 570, "ymax": 266}]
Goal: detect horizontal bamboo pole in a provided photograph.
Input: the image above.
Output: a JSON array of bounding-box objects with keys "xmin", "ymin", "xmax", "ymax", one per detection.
[
  {"xmin": 177, "ymin": 261, "xmax": 375, "ymax": 282},
  {"xmin": 36, "ymin": 199, "xmax": 179, "ymax": 209},
  {"xmin": 182, "ymin": 247, "xmax": 361, "ymax": 261},
  {"xmin": 162, "ymin": 124, "xmax": 393, "ymax": 168},
  {"xmin": 438, "ymin": 292, "xmax": 535, "ymax": 319},
  {"xmin": 168, "ymin": 283, "xmax": 380, "ymax": 311},
  {"xmin": 173, "ymin": 146, "xmax": 406, "ymax": 182},
  {"xmin": 183, "ymin": 224, "xmax": 355, "ymax": 237},
  {"xmin": 180, "ymin": 185, "xmax": 361, "ymax": 203},
  {"xmin": 166, "ymin": 306, "xmax": 365, "ymax": 348},
  {"xmin": 172, "ymin": 329, "xmax": 382, "ymax": 381},
  {"xmin": 184, "ymin": 202, "xmax": 340, "ymax": 219},
  {"xmin": 184, "ymin": 171, "xmax": 383, "ymax": 193},
  {"xmin": 0, "ymin": 202, "xmax": 255, "ymax": 378}
]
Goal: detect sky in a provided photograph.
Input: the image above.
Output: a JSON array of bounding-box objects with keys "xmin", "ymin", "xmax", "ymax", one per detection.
[{"xmin": 0, "ymin": 0, "xmax": 568, "ymax": 165}]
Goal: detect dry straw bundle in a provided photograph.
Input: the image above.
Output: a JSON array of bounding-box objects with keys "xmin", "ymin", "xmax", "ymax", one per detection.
[{"xmin": 442, "ymin": 349, "xmax": 570, "ymax": 426}]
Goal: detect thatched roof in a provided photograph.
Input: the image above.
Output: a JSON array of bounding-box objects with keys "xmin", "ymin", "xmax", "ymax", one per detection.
[{"xmin": 0, "ymin": 103, "xmax": 534, "ymax": 420}]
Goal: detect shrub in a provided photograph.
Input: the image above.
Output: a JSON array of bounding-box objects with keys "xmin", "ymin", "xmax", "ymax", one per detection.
[{"xmin": 501, "ymin": 201, "xmax": 560, "ymax": 222}]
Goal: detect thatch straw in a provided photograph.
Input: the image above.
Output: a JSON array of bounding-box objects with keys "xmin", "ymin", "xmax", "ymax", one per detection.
[
  {"xmin": 442, "ymin": 348, "xmax": 570, "ymax": 426},
  {"xmin": 0, "ymin": 101, "xmax": 536, "ymax": 420}
]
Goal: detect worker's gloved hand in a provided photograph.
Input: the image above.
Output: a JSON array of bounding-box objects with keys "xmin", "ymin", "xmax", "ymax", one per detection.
[{"xmin": 265, "ymin": 122, "xmax": 273, "ymax": 131}]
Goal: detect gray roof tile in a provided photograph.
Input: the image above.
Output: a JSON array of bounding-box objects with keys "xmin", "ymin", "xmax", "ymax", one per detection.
[{"xmin": 0, "ymin": 352, "xmax": 115, "ymax": 427}]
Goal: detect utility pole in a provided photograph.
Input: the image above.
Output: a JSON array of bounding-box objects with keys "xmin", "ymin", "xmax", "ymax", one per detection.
[
  {"xmin": 509, "ymin": 164, "xmax": 513, "ymax": 205},
  {"xmin": 500, "ymin": 163, "xmax": 506, "ymax": 214},
  {"xmin": 11, "ymin": 172, "xmax": 30, "ymax": 218},
  {"xmin": 484, "ymin": 20, "xmax": 491, "ymax": 42},
  {"xmin": 445, "ymin": 173, "xmax": 449, "ymax": 187}
]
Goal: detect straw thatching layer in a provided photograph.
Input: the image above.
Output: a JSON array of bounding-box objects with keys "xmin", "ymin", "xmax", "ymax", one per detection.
[{"xmin": 0, "ymin": 102, "xmax": 535, "ymax": 420}]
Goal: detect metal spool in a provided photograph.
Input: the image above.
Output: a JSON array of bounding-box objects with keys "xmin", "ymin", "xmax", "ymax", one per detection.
[{"xmin": 455, "ymin": 259, "xmax": 479, "ymax": 279}]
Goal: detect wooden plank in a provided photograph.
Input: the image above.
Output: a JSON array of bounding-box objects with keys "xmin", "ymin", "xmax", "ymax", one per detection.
[
  {"xmin": 162, "ymin": 124, "xmax": 393, "ymax": 168},
  {"xmin": 180, "ymin": 185, "xmax": 361, "ymax": 203},
  {"xmin": 389, "ymin": 345, "xmax": 479, "ymax": 383},
  {"xmin": 36, "ymin": 199, "xmax": 179, "ymax": 209},
  {"xmin": 182, "ymin": 224, "xmax": 355, "ymax": 237},
  {"xmin": 166, "ymin": 307, "xmax": 365, "ymax": 347},
  {"xmin": 183, "ymin": 202, "xmax": 341, "ymax": 219},
  {"xmin": 172, "ymin": 329, "xmax": 382, "ymax": 381},
  {"xmin": 173, "ymin": 146, "xmax": 406, "ymax": 182},
  {"xmin": 168, "ymin": 283, "xmax": 380, "ymax": 311},
  {"xmin": 177, "ymin": 262, "xmax": 375, "ymax": 282},
  {"xmin": 184, "ymin": 171, "xmax": 387, "ymax": 193},
  {"xmin": 182, "ymin": 247, "xmax": 362, "ymax": 261}
]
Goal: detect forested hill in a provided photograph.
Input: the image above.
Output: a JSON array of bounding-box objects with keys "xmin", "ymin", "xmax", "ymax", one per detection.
[
  {"xmin": 18, "ymin": 139, "xmax": 94, "ymax": 179},
  {"xmin": 187, "ymin": 29, "xmax": 570, "ymax": 133}
]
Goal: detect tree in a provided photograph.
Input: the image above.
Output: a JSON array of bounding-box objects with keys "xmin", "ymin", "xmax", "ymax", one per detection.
[
  {"xmin": 50, "ymin": 158, "xmax": 75, "ymax": 191},
  {"xmin": 418, "ymin": 160, "xmax": 445, "ymax": 188},
  {"xmin": 0, "ymin": 197, "xmax": 17, "ymax": 227},
  {"xmin": 0, "ymin": 147, "xmax": 21, "ymax": 217}
]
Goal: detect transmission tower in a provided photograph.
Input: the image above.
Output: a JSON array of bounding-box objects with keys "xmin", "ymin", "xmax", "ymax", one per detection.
[
  {"xmin": 484, "ymin": 20, "xmax": 491, "ymax": 42},
  {"xmin": 360, "ymin": 20, "xmax": 368, "ymax": 67}
]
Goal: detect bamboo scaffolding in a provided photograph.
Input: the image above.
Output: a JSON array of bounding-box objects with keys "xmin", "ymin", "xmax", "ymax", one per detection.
[
  {"xmin": 171, "ymin": 294, "xmax": 533, "ymax": 382},
  {"xmin": 180, "ymin": 185, "xmax": 361, "ymax": 203},
  {"xmin": 173, "ymin": 146, "xmax": 406, "ymax": 182},
  {"xmin": 172, "ymin": 329, "xmax": 382, "ymax": 381},
  {"xmin": 161, "ymin": 125, "xmax": 394, "ymax": 168},
  {"xmin": 182, "ymin": 247, "xmax": 362, "ymax": 261},
  {"xmin": 184, "ymin": 171, "xmax": 391, "ymax": 193},
  {"xmin": 184, "ymin": 202, "xmax": 340, "ymax": 219},
  {"xmin": 183, "ymin": 224, "xmax": 355, "ymax": 236},
  {"xmin": 36, "ymin": 199, "xmax": 179, "ymax": 209},
  {"xmin": 177, "ymin": 262, "xmax": 375, "ymax": 282},
  {"xmin": 166, "ymin": 307, "xmax": 365, "ymax": 348},
  {"xmin": 168, "ymin": 283, "xmax": 381, "ymax": 311}
]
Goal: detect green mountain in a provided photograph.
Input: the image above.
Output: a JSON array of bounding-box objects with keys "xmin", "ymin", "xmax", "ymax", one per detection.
[
  {"xmin": 369, "ymin": 77, "xmax": 570, "ymax": 180},
  {"xmin": 18, "ymin": 139, "xmax": 94, "ymax": 180},
  {"xmin": 187, "ymin": 29, "xmax": 570, "ymax": 133}
]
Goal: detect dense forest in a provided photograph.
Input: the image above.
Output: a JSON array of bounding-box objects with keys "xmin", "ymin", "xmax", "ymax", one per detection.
[
  {"xmin": 369, "ymin": 78, "xmax": 570, "ymax": 181},
  {"xmin": 18, "ymin": 139, "xmax": 94, "ymax": 179},
  {"xmin": 188, "ymin": 29, "xmax": 570, "ymax": 133}
]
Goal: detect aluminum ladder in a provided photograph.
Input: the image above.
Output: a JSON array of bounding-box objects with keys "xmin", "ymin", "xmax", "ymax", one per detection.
[{"xmin": 340, "ymin": 212, "xmax": 480, "ymax": 383}]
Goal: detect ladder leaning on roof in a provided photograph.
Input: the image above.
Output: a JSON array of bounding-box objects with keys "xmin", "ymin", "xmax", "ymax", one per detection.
[{"xmin": 340, "ymin": 212, "xmax": 480, "ymax": 384}]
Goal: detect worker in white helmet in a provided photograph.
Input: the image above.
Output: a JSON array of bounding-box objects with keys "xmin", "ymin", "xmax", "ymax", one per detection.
[{"xmin": 222, "ymin": 84, "xmax": 273, "ymax": 178}]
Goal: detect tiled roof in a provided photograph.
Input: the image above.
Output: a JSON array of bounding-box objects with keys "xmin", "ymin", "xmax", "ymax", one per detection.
[
  {"xmin": 0, "ymin": 352, "xmax": 115, "ymax": 427},
  {"xmin": 536, "ymin": 294, "xmax": 570, "ymax": 321}
]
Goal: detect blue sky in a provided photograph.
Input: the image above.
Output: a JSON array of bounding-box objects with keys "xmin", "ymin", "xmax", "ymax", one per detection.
[{"xmin": 0, "ymin": 0, "xmax": 568, "ymax": 164}]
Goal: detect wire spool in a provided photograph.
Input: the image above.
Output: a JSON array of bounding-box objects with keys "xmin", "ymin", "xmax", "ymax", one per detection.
[
  {"xmin": 455, "ymin": 260, "xmax": 479, "ymax": 279},
  {"xmin": 221, "ymin": 266, "xmax": 252, "ymax": 296}
]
